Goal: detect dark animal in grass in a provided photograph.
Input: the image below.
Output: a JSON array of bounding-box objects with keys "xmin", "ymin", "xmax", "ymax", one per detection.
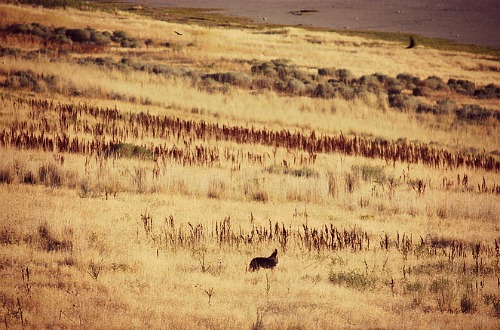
[
  {"xmin": 249, "ymin": 249, "xmax": 278, "ymax": 272},
  {"xmin": 406, "ymin": 36, "xmax": 416, "ymax": 49}
]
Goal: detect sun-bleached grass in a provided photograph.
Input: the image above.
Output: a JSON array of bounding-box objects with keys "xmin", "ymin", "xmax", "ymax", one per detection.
[
  {"xmin": 1, "ymin": 184, "xmax": 498, "ymax": 329},
  {"xmin": 1, "ymin": 3, "xmax": 499, "ymax": 329},
  {"xmin": 2, "ymin": 57, "xmax": 499, "ymax": 153}
]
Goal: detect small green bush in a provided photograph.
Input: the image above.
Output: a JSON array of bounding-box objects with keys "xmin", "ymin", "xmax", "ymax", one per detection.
[
  {"xmin": 329, "ymin": 269, "xmax": 377, "ymax": 290},
  {"xmin": 455, "ymin": 104, "xmax": 497, "ymax": 123},
  {"xmin": 420, "ymin": 76, "xmax": 448, "ymax": 91},
  {"xmin": 286, "ymin": 78, "xmax": 307, "ymax": 94},
  {"xmin": 429, "ymin": 277, "xmax": 456, "ymax": 313},
  {"xmin": 312, "ymin": 83, "xmax": 335, "ymax": 98},
  {"xmin": 352, "ymin": 164, "xmax": 386, "ymax": 182},
  {"xmin": 447, "ymin": 78, "xmax": 475, "ymax": 95},
  {"xmin": 396, "ymin": 73, "xmax": 420, "ymax": 89},
  {"xmin": 203, "ymin": 72, "xmax": 252, "ymax": 87},
  {"xmin": 388, "ymin": 93, "xmax": 419, "ymax": 111},
  {"xmin": 359, "ymin": 74, "xmax": 382, "ymax": 92},
  {"xmin": 107, "ymin": 143, "xmax": 153, "ymax": 159}
]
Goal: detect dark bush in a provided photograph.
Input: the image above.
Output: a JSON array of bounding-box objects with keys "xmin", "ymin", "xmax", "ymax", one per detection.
[
  {"xmin": 455, "ymin": 104, "xmax": 496, "ymax": 123},
  {"xmin": 420, "ymin": 76, "xmax": 448, "ymax": 91},
  {"xmin": 111, "ymin": 30, "xmax": 130, "ymax": 41},
  {"xmin": 251, "ymin": 62, "xmax": 273, "ymax": 76},
  {"xmin": 203, "ymin": 72, "xmax": 252, "ymax": 87},
  {"xmin": 107, "ymin": 143, "xmax": 153, "ymax": 159},
  {"xmin": 412, "ymin": 86, "xmax": 432, "ymax": 97},
  {"xmin": 49, "ymin": 34, "xmax": 71, "ymax": 43},
  {"xmin": 318, "ymin": 68, "xmax": 337, "ymax": 76},
  {"xmin": 312, "ymin": 83, "xmax": 335, "ymax": 98},
  {"xmin": 89, "ymin": 30, "xmax": 111, "ymax": 45},
  {"xmin": 336, "ymin": 69, "xmax": 354, "ymax": 84},
  {"xmin": 359, "ymin": 74, "xmax": 382, "ymax": 92},
  {"xmin": 460, "ymin": 294, "xmax": 477, "ymax": 314},
  {"xmin": 23, "ymin": 171, "xmax": 36, "ymax": 184},
  {"xmin": 436, "ymin": 99, "xmax": 455, "ymax": 114},
  {"xmin": 38, "ymin": 163, "xmax": 62, "ymax": 188},
  {"xmin": 416, "ymin": 99, "xmax": 454, "ymax": 116},
  {"xmin": 387, "ymin": 86, "xmax": 402, "ymax": 95},
  {"xmin": 8, "ymin": 23, "xmax": 33, "ymax": 34},
  {"xmin": 388, "ymin": 93, "xmax": 419, "ymax": 111},
  {"xmin": 17, "ymin": 0, "xmax": 81, "ymax": 8},
  {"xmin": 447, "ymin": 78, "xmax": 475, "ymax": 95},
  {"xmin": 38, "ymin": 223, "xmax": 72, "ymax": 252},
  {"xmin": 252, "ymin": 77, "xmax": 274, "ymax": 89},
  {"xmin": 65, "ymin": 28, "xmax": 91, "ymax": 42},
  {"xmin": 94, "ymin": 57, "xmax": 115, "ymax": 67},
  {"xmin": 335, "ymin": 85, "xmax": 356, "ymax": 100},
  {"xmin": 0, "ymin": 168, "xmax": 13, "ymax": 184},
  {"xmin": 0, "ymin": 47, "xmax": 21, "ymax": 57},
  {"xmin": 286, "ymin": 78, "xmax": 307, "ymax": 94},
  {"xmin": 416, "ymin": 103, "xmax": 436, "ymax": 114},
  {"xmin": 3, "ymin": 70, "xmax": 38, "ymax": 89},
  {"xmin": 396, "ymin": 73, "xmax": 421, "ymax": 89},
  {"xmin": 120, "ymin": 38, "xmax": 140, "ymax": 48},
  {"xmin": 474, "ymin": 83, "xmax": 500, "ymax": 99}
]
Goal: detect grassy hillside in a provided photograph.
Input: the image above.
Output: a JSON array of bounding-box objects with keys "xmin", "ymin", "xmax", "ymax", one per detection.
[{"xmin": 0, "ymin": 2, "xmax": 499, "ymax": 329}]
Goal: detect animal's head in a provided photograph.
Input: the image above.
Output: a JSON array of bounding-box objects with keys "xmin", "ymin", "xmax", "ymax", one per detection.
[{"xmin": 270, "ymin": 249, "xmax": 278, "ymax": 258}]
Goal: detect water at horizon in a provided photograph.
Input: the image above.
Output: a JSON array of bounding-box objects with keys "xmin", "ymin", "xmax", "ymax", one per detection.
[{"xmin": 116, "ymin": 0, "xmax": 500, "ymax": 48}]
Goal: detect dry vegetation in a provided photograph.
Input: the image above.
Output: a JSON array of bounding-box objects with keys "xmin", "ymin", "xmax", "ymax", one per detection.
[{"xmin": 0, "ymin": 1, "xmax": 499, "ymax": 329}]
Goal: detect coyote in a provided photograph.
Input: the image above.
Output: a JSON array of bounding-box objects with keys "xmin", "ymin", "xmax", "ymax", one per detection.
[{"xmin": 248, "ymin": 249, "xmax": 278, "ymax": 272}]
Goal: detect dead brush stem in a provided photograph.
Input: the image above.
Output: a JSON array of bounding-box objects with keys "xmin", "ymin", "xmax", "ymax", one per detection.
[{"xmin": 1, "ymin": 97, "xmax": 499, "ymax": 173}]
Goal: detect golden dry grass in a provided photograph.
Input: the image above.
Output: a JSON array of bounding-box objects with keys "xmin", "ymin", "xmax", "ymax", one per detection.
[{"xmin": 0, "ymin": 2, "xmax": 499, "ymax": 329}]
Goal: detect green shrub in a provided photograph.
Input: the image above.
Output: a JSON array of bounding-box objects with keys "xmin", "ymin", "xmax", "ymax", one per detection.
[
  {"xmin": 388, "ymin": 93, "xmax": 419, "ymax": 111},
  {"xmin": 420, "ymin": 76, "xmax": 448, "ymax": 91},
  {"xmin": 352, "ymin": 165, "xmax": 386, "ymax": 182},
  {"xmin": 455, "ymin": 104, "xmax": 497, "ymax": 123},
  {"xmin": 429, "ymin": 277, "xmax": 456, "ymax": 313},
  {"xmin": 336, "ymin": 69, "xmax": 354, "ymax": 84},
  {"xmin": 264, "ymin": 165, "xmax": 317, "ymax": 178},
  {"xmin": 286, "ymin": 78, "xmax": 307, "ymax": 94},
  {"xmin": 329, "ymin": 269, "xmax": 377, "ymax": 290},
  {"xmin": 436, "ymin": 99, "xmax": 455, "ymax": 114},
  {"xmin": 396, "ymin": 73, "xmax": 420, "ymax": 89},
  {"xmin": 447, "ymin": 78, "xmax": 475, "ymax": 95},
  {"xmin": 17, "ymin": 0, "xmax": 83, "ymax": 8},
  {"xmin": 335, "ymin": 84, "xmax": 356, "ymax": 100},
  {"xmin": 203, "ymin": 72, "xmax": 252, "ymax": 87},
  {"xmin": 359, "ymin": 74, "xmax": 382, "ymax": 92},
  {"xmin": 312, "ymin": 83, "xmax": 335, "ymax": 98},
  {"xmin": 107, "ymin": 143, "xmax": 153, "ymax": 159}
]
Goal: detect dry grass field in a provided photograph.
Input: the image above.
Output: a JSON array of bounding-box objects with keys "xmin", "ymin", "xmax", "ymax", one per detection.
[{"xmin": 0, "ymin": 1, "xmax": 499, "ymax": 329}]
